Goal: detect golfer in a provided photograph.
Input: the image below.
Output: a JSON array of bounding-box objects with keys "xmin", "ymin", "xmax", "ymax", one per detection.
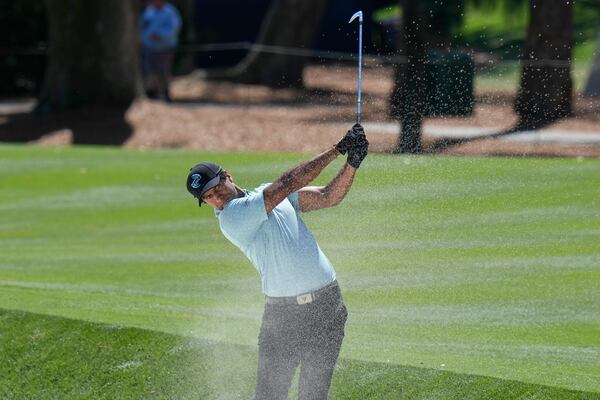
[{"xmin": 186, "ymin": 125, "xmax": 368, "ymax": 399}]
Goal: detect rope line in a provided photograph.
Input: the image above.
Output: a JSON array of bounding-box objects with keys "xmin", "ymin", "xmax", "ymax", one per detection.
[{"xmin": 1, "ymin": 41, "xmax": 578, "ymax": 67}]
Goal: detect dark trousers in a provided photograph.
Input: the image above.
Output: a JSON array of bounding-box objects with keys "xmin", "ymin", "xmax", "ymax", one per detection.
[
  {"xmin": 141, "ymin": 48, "xmax": 175, "ymax": 100},
  {"xmin": 255, "ymin": 282, "xmax": 348, "ymax": 400}
]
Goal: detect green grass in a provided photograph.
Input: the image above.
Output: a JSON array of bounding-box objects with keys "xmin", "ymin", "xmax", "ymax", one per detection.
[
  {"xmin": 1, "ymin": 144, "xmax": 599, "ymax": 398},
  {"xmin": 475, "ymin": 60, "xmax": 593, "ymax": 92},
  {"xmin": 2, "ymin": 309, "xmax": 598, "ymax": 400}
]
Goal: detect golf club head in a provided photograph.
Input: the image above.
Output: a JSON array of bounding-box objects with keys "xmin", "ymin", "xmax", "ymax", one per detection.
[{"xmin": 348, "ymin": 10, "xmax": 363, "ymax": 24}]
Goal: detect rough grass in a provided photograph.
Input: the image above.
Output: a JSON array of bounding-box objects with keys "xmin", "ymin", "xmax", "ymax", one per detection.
[
  {"xmin": 2, "ymin": 309, "xmax": 598, "ymax": 400},
  {"xmin": 0, "ymin": 144, "xmax": 599, "ymax": 397}
]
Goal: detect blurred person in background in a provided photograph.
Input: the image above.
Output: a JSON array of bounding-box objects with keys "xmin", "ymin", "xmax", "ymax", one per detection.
[{"xmin": 139, "ymin": 0, "xmax": 181, "ymax": 101}]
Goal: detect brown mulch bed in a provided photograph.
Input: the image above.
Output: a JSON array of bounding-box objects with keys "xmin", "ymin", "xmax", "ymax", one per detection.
[{"xmin": 2, "ymin": 64, "xmax": 600, "ymax": 157}]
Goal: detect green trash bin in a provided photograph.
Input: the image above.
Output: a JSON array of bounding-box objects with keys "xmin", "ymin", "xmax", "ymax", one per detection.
[{"xmin": 424, "ymin": 49, "xmax": 474, "ymax": 116}]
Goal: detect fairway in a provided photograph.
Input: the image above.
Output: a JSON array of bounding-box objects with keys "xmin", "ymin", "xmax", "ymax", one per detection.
[{"xmin": 1, "ymin": 144, "xmax": 599, "ymax": 398}]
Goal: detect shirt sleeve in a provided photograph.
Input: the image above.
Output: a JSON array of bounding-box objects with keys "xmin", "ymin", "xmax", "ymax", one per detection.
[
  {"xmin": 287, "ymin": 191, "xmax": 300, "ymax": 212},
  {"xmin": 219, "ymin": 189, "xmax": 268, "ymax": 244}
]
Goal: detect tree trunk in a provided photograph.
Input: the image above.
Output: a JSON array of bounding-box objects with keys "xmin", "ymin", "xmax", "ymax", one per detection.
[
  {"xmin": 515, "ymin": 0, "xmax": 573, "ymax": 129},
  {"xmin": 36, "ymin": 0, "xmax": 143, "ymax": 113},
  {"xmin": 389, "ymin": 0, "xmax": 426, "ymax": 153},
  {"xmin": 583, "ymin": 33, "xmax": 600, "ymax": 97},
  {"xmin": 207, "ymin": 0, "xmax": 329, "ymax": 88}
]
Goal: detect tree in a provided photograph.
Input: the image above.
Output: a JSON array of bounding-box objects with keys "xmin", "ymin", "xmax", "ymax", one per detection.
[
  {"xmin": 206, "ymin": 0, "xmax": 329, "ymax": 88},
  {"xmin": 389, "ymin": 0, "xmax": 464, "ymax": 153},
  {"xmin": 0, "ymin": 0, "xmax": 48, "ymax": 96},
  {"xmin": 389, "ymin": 0, "xmax": 427, "ymax": 153},
  {"xmin": 515, "ymin": 0, "xmax": 574, "ymax": 129},
  {"xmin": 36, "ymin": 0, "xmax": 143, "ymax": 113}
]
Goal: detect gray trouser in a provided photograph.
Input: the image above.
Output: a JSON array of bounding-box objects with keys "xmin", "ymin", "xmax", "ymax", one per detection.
[
  {"xmin": 256, "ymin": 282, "xmax": 348, "ymax": 400},
  {"xmin": 141, "ymin": 47, "xmax": 175, "ymax": 99}
]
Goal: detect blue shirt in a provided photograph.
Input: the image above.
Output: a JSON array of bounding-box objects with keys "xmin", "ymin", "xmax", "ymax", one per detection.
[
  {"xmin": 140, "ymin": 3, "xmax": 181, "ymax": 50},
  {"xmin": 216, "ymin": 184, "xmax": 336, "ymax": 297}
]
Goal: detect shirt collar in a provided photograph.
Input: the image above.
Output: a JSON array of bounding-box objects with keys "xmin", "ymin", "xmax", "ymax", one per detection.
[{"xmin": 214, "ymin": 188, "xmax": 249, "ymax": 217}]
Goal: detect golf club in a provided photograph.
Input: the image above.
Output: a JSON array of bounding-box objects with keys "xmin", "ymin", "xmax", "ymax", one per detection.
[{"xmin": 348, "ymin": 10, "xmax": 363, "ymax": 125}]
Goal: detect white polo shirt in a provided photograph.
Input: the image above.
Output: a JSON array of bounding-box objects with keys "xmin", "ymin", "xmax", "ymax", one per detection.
[{"xmin": 215, "ymin": 184, "xmax": 336, "ymax": 297}]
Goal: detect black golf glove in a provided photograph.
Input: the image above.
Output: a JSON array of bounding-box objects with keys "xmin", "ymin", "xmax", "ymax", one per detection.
[
  {"xmin": 335, "ymin": 123, "xmax": 365, "ymax": 155},
  {"xmin": 347, "ymin": 124, "xmax": 369, "ymax": 168}
]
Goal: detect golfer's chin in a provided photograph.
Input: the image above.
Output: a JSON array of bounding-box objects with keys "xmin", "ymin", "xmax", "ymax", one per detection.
[
  {"xmin": 215, "ymin": 191, "xmax": 241, "ymax": 210},
  {"xmin": 217, "ymin": 196, "xmax": 234, "ymax": 210}
]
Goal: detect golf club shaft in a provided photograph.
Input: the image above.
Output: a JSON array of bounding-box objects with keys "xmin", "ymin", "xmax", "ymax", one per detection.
[
  {"xmin": 349, "ymin": 11, "xmax": 363, "ymax": 125},
  {"xmin": 357, "ymin": 16, "xmax": 362, "ymax": 124}
]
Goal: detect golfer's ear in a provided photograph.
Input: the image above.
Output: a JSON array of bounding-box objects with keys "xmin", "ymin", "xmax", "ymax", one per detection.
[{"xmin": 223, "ymin": 170, "xmax": 233, "ymax": 182}]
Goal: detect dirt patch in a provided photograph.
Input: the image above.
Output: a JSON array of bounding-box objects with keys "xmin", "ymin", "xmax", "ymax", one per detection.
[{"xmin": 4, "ymin": 64, "xmax": 600, "ymax": 157}]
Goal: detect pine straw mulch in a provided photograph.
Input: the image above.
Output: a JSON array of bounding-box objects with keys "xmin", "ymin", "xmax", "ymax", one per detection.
[{"xmin": 3, "ymin": 64, "xmax": 600, "ymax": 158}]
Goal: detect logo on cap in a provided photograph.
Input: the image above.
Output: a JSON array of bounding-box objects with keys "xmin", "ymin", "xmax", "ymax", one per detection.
[{"xmin": 191, "ymin": 173, "xmax": 202, "ymax": 189}]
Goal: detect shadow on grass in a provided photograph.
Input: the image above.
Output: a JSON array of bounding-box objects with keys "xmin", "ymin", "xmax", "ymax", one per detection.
[
  {"xmin": 425, "ymin": 119, "xmax": 556, "ymax": 155},
  {"xmin": 0, "ymin": 107, "xmax": 133, "ymax": 146}
]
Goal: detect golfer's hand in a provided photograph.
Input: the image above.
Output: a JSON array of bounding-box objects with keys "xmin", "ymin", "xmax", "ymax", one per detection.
[
  {"xmin": 351, "ymin": 123, "xmax": 365, "ymax": 136},
  {"xmin": 335, "ymin": 123, "xmax": 365, "ymax": 155},
  {"xmin": 347, "ymin": 124, "xmax": 368, "ymax": 168}
]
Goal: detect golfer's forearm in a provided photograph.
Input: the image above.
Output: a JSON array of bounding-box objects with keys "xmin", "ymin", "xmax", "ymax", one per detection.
[
  {"xmin": 264, "ymin": 147, "xmax": 339, "ymax": 213},
  {"xmin": 321, "ymin": 162, "xmax": 356, "ymax": 207},
  {"xmin": 278, "ymin": 147, "xmax": 339, "ymax": 192}
]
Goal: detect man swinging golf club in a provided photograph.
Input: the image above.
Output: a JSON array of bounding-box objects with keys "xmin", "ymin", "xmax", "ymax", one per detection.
[
  {"xmin": 186, "ymin": 125, "xmax": 368, "ymax": 399},
  {"xmin": 187, "ymin": 11, "xmax": 366, "ymax": 399}
]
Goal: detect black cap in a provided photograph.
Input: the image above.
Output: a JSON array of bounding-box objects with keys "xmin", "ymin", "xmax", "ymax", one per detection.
[{"xmin": 186, "ymin": 162, "xmax": 223, "ymax": 206}]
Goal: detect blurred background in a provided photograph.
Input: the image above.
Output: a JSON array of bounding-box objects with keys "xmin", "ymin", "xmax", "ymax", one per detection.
[{"xmin": 0, "ymin": 0, "xmax": 599, "ymax": 155}]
